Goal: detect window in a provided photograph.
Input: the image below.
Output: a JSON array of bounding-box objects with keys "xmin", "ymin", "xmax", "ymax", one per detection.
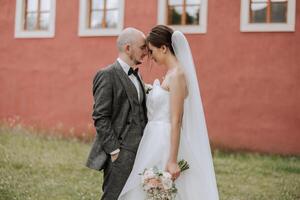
[
  {"xmin": 79, "ymin": 0, "xmax": 125, "ymax": 36},
  {"xmin": 15, "ymin": 0, "xmax": 56, "ymax": 38},
  {"xmin": 158, "ymin": 0, "xmax": 208, "ymax": 34},
  {"xmin": 240, "ymin": 0, "xmax": 296, "ymax": 32}
]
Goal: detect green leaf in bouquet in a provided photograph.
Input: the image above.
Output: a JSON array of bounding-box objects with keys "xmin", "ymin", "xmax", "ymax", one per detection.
[{"xmin": 178, "ymin": 159, "xmax": 190, "ymax": 172}]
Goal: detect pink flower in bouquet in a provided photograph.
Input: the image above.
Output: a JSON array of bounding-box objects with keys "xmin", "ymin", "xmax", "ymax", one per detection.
[{"xmin": 147, "ymin": 178, "xmax": 162, "ymax": 188}]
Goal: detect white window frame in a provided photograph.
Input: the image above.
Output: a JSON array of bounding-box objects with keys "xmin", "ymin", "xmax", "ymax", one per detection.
[
  {"xmin": 240, "ymin": 0, "xmax": 296, "ymax": 32},
  {"xmin": 14, "ymin": 0, "xmax": 56, "ymax": 38},
  {"xmin": 157, "ymin": 0, "xmax": 208, "ymax": 34},
  {"xmin": 78, "ymin": 0, "xmax": 125, "ymax": 37}
]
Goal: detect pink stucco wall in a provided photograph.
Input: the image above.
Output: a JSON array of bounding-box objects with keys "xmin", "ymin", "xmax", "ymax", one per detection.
[{"xmin": 0, "ymin": 0, "xmax": 299, "ymax": 155}]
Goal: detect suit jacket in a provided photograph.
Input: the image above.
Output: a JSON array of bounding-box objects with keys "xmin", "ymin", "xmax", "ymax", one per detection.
[{"xmin": 86, "ymin": 61, "xmax": 147, "ymax": 171}]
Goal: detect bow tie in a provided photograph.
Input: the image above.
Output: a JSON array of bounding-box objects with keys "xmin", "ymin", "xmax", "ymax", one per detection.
[{"xmin": 128, "ymin": 67, "xmax": 139, "ymax": 76}]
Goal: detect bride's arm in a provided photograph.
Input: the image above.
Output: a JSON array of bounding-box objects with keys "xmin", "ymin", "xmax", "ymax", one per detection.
[{"xmin": 167, "ymin": 69, "xmax": 187, "ymax": 180}]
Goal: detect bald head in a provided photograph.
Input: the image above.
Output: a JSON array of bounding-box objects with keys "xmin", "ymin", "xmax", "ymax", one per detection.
[{"xmin": 117, "ymin": 27, "xmax": 145, "ymax": 52}]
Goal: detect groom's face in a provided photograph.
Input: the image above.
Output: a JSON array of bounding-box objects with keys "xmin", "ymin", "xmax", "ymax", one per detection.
[{"xmin": 129, "ymin": 35, "xmax": 147, "ymax": 66}]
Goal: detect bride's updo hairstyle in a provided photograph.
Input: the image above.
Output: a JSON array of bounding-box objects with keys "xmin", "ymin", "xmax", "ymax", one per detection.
[{"xmin": 147, "ymin": 25, "xmax": 175, "ymax": 55}]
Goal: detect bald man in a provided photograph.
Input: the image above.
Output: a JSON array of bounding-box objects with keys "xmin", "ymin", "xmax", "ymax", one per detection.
[{"xmin": 86, "ymin": 27, "xmax": 148, "ymax": 200}]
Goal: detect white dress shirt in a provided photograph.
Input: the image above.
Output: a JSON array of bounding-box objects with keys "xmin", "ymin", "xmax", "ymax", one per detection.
[{"xmin": 117, "ymin": 58, "xmax": 141, "ymax": 100}]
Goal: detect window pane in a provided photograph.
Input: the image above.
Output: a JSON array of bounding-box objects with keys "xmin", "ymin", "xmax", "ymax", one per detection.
[
  {"xmin": 186, "ymin": 6, "xmax": 200, "ymax": 25},
  {"xmin": 187, "ymin": 0, "xmax": 201, "ymax": 4},
  {"xmin": 107, "ymin": 0, "xmax": 118, "ymax": 9},
  {"xmin": 40, "ymin": 13, "xmax": 50, "ymax": 30},
  {"xmin": 271, "ymin": 0, "xmax": 287, "ymax": 2},
  {"xmin": 90, "ymin": 11, "xmax": 103, "ymax": 28},
  {"xmin": 40, "ymin": 0, "xmax": 51, "ymax": 11},
  {"xmin": 271, "ymin": 2, "xmax": 287, "ymax": 22},
  {"xmin": 106, "ymin": 10, "xmax": 118, "ymax": 28},
  {"xmin": 92, "ymin": 0, "xmax": 103, "ymax": 9},
  {"xmin": 250, "ymin": 2, "xmax": 267, "ymax": 23},
  {"xmin": 168, "ymin": 6, "xmax": 182, "ymax": 25},
  {"xmin": 25, "ymin": 13, "xmax": 38, "ymax": 30},
  {"xmin": 168, "ymin": 0, "xmax": 182, "ymax": 6},
  {"xmin": 251, "ymin": 2, "xmax": 268, "ymax": 11},
  {"xmin": 251, "ymin": 0, "xmax": 267, "ymax": 2},
  {"xmin": 27, "ymin": 0, "xmax": 38, "ymax": 12}
]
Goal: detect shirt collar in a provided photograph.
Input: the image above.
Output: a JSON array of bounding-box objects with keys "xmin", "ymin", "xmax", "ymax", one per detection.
[{"xmin": 117, "ymin": 58, "xmax": 131, "ymax": 75}]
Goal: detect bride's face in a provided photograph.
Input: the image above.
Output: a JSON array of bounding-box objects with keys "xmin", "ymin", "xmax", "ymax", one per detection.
[{"xmin": 148, "ymin": 42, "xmax": 164, "ymax": 65}]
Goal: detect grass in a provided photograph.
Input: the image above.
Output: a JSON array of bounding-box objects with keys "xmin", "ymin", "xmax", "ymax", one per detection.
[{"xmin": 0, "ymin": 126, "xmax": 300, "ymax": 200}]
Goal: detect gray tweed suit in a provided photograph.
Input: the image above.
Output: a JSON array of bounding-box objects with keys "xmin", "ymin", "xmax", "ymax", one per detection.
[{"xmin": 86, "ymin": 61, "xmax": 147, "ymax": 200}]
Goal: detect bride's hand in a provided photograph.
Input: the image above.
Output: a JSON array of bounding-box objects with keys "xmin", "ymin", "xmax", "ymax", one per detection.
[{"xmin": 166, "ymin": 161, "xmax": 181, "ymax": 181}]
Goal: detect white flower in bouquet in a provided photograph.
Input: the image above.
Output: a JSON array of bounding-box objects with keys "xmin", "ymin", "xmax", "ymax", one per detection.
[
  {"xmin": 144, "ymin": 168, "xmax": 156, "ymax": 179},
  {"xmin": 141, "ymin": 168, "xmax": 156, "ymax": 182},
  {"xmin": 162, "ymin": 172, "xmax": 172, "ymax": 179},
  {"xmin": 161, "ymin": 176, "xmax": 173, "ymax": 190}
]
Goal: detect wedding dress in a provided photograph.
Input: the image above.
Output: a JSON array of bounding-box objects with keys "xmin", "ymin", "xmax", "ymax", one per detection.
[{"xmin": 118, "ymin": 31, "xmax": 219, "ymax": 200}]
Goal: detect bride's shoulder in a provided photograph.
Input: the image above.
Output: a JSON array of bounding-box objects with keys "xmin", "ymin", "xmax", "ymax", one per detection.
[
  {"xmin": 169, "ymin": 66, "xmax": 188, "ymax": 96},
  {"xmin": 170, "ymin": 67, "xmax": 186, "ymax": 83}
]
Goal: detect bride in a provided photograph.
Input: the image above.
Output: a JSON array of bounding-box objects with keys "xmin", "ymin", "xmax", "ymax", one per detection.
[{"xmin": 118, "ymin": 25, "xmax": 219, "ymax": 200}]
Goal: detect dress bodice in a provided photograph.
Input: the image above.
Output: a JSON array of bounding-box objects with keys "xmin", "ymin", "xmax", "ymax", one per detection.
[{"xmin": 146, "ymin": 79, "xmax": 170, "ymax": 123}]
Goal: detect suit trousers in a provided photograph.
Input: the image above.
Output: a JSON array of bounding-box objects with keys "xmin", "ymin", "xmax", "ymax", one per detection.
[{"xmin": 101, "ymin": 149, "xmax": 136, "ymax": 200}]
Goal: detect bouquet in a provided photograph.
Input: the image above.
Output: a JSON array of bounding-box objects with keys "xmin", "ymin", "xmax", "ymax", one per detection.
[{"xmin": 140, "ymin": 160, "xmax": 189, "ymax": 200}]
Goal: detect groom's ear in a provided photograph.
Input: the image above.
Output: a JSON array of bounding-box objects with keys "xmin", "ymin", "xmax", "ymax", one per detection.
[{"xmin": 124, "ymin": 44, "xmax": 131, "ymax": 54}]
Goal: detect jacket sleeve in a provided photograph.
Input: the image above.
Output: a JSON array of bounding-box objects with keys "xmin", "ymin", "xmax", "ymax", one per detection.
[{"xmin": 92, "ymin": 70, "xmax": 120, "ymax": 154}]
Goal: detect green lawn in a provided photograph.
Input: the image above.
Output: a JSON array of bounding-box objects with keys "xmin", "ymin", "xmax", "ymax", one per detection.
[{"xmin": 0, "ymin": 126, "xmax": 299, "ymax": 200}]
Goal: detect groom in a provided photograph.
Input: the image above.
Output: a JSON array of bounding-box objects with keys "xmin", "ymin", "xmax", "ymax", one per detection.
[{"xmin": 86, "ymin": 27, "xmax": 148, "ymax": 200}]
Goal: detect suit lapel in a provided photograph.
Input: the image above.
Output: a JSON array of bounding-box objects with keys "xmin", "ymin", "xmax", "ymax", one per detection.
[
  {"xmin": 138, "ymin": 74, "xmax": 147, "ymax": 102},
  {"xmin": 113, "ymin": 61, "xmax": 140, "ymax": 107}
]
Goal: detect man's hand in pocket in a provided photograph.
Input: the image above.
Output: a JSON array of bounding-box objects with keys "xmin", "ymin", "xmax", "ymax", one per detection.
[{"xmin": 111, "ymin": 152, "xmax": 119, "ymax": 162}]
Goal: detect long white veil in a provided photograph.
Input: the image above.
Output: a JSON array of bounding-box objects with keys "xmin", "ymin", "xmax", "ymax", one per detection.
[{"xmin": 172, "ymin": 31, "xmax": 219, "ymax": 199}]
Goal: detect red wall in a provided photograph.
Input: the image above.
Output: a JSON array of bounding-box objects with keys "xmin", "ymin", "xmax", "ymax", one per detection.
[{"xmin": 0, "ymin": 0, "xmax": 299, "ymax": 155}]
